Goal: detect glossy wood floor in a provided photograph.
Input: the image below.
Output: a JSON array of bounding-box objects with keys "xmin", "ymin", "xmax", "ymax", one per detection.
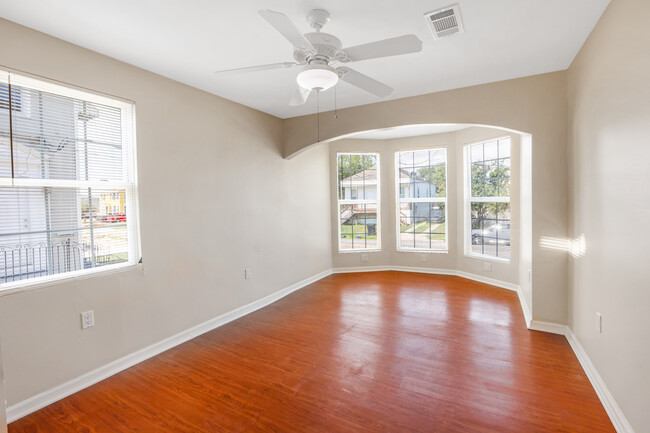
[{"xmin": 9, "ymin": 272, "xmax": 614, "ymax": 432}]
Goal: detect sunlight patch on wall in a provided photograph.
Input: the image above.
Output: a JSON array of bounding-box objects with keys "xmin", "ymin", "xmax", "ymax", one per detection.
[{"xmin": 539, "ymin": 234, "xmax": 586, "ymax": 258}]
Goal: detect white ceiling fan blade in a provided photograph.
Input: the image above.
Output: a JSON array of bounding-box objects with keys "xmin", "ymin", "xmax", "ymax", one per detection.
[
  {"xmin": 338, "ymin": 67, "xmax": 393, "ymax": 97},
  {"xmin": 259, "ymin": 10, "xmax": 315, "ymax": 52},
  {"xmin": 214, "ymin": 62, "xmax": 299, "ymax": 75},
  {"xmin": 343, "ymin": 35, "xmax": 422, "ymax": 62},
  {"xmin": 289, "ymin": 87, "xmax": 311, "ymax": 106}
]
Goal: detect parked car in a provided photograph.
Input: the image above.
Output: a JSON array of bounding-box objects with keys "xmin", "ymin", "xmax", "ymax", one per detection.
[
  {"xmin": 430, "ymin": 207, "xmax": 445, "ymax": 223},
  {"xmin": 471, "ymin": 224, "xmax": 510, "ymax": 245},
  {"xmin": 105, "ymin": 214, "xmax": 126, "ymax": 223}
]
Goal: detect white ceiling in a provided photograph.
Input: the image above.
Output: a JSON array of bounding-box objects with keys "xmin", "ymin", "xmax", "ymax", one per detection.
[
  {"xmin": 345, "ymin": 124, "xmax": 469, "ymax": 140},
  {"xmin": 0, "ymin": 0, "xmax": 610, "ymax": 119}
]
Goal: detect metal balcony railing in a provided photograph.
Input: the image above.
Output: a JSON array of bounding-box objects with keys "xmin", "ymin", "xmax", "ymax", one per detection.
[{"xmin": 0, "ymin": 240, "xmax": 114, "ymax": 284}]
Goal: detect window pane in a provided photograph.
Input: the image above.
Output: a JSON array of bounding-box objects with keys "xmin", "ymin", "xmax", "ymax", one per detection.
[
  {"xmin": 484, "ymin": 140, "xmax": 498, "ymax": 160},
  {"xmin": 469, "ymin": 201, "xmax": 510, "ymax": 259},
  {"xmin": 10, "ymin": 86, "xmax": 125, "ymax": 182},
  {"xmin": 469, "ymin": 139, "xmax": 510, "ymax": 201},
  {"xmin": 412, "ymin": 150, "xmax": 429, "ymax": 166},
  {"xmin": 339, "ymin": 202, "xmax": 378, "ymax": 250},
  {"xmin": 396, "ymin": 148, "xmax": 447, "ymax": 252},
  {"xmin": 470, "ymin": 143, "xmax": 483, "ymax": 163},
  {"xmin": 498, "ymin": 138, "xmax": 511, "ymax": 158},
  {"xmin": 0, "ymin": 186, "xmax": 129, "ymax": 284}
]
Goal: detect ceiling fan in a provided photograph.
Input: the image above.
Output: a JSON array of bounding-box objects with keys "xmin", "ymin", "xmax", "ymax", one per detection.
[{"xmin": 215, "ymin": 9, "xmax": 423, "ymax": 106}]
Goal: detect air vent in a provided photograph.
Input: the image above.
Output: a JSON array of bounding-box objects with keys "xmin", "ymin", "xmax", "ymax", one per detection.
[{"xmin": 424, "ymin": 4, "xmax": 464, "ymax": 40}]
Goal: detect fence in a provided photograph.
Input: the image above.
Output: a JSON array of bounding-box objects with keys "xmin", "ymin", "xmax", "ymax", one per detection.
[{"xmin": 0, "ymin": 240, "xmax": 114, "ymax": 284}]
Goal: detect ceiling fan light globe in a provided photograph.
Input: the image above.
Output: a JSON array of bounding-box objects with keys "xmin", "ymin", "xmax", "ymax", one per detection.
[{"xmin": 296, "ymin": 66, "xmax": 339, "ymax": 91}]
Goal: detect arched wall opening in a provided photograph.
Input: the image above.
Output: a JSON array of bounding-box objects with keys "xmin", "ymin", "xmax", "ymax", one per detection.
[
  {"xmin": 310, "ymin": 123, "xmax": 534, "ymax": 324},
  {"xmin": 281, "ymin": 72, "xmax": 568, "ymax": 325}
]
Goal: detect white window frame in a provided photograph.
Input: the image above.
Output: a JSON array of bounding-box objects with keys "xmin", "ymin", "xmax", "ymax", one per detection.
[
  {"xmin": 0, "ymin": 70, "xmax": 141, "ymax": 292},
  {"xmin": 395, "ymin": 148, "xmax": 448, "ymax": 253},
  {"xmin": 336, "ymin": 152, "xmax": 381, "ymax": 253},
  {"xmin": 463, "ymin": 136, "xmax": 511, "ymax": 263}
]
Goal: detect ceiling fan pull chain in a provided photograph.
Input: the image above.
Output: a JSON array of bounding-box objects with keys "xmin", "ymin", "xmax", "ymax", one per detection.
[
  {"xmin": 317, "ymin": 89, "xmax": 320, "ymax": 142},
  {"xmin": 334, "ymin": 85, "xmax": 338, "ymax": 119}
]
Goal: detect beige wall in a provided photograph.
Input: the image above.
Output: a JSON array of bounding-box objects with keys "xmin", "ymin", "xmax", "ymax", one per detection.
[
  {"xmin": 329, "ymin": 128, "xmax": 524, "ymax": 291},
  {"xmin": 567, "ymin": 0, "xmax": 650, "ymax": 430},
  {"xmin": 0, "ymin": 19, "xmax": 332, "ymax": 406},
  {"xmin": 289, "ymin": 72, "xmax": 567, "ymax": 323}
]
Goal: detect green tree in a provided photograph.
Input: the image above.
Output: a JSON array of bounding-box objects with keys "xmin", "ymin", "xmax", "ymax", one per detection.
[
  {"xmin": 337, "ymin": 154, "xmax": 375, "ymax": 182},
  {"xmin": 470, "ymin": 162, "xmax": 510, "ymax": 226},
  {"xmin": 416, "ymin": 165, "xmax": 447, "ymax": 197}
]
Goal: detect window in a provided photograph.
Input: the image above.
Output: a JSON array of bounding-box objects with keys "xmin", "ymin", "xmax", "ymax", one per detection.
[
  {"xmin": 0, "ymin": 83, "xmax": 21, "ymax": 112},
  {"xmin": 465, "ymin": 137, "xmax": 511, "ymax": 260},
  {"xmin": 0, "ymin": 70, "xmax": 139, "ymax": 288},
  {"xmin": 337, "ymin": 153, "xmax": 380, "ymax": 251},
  {"xmin": 396, "ymin": 148, "xmax": 447, "ymax": 251}
]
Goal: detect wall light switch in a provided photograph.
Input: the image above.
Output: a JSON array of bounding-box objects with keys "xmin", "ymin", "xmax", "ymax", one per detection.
[
  {"xmin": 483, "ymin": 262, "xmax": 491, "ymax": 272},
  {"xmin": 361, "ymin": 254, "xmax": 369, "ymax": 262},
  {"xmin": 596, "ymin": 312, "xmax": 603, "ymax": 334},
  {"xmin": 244, "ymin": 268, "xmax": 252, "ymax": 279}
]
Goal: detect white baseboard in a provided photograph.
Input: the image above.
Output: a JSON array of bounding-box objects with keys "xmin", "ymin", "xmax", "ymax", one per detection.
[
  {"xmin": 515, "ymin": 288, "xmax": 532, "ymax": 328},
  {"xmin": 528, "ymin": 320, "xmax": 569, "ymax": 335},
  {"xmin": 527, "ymin": 321, "xmax": 633, "ymax": 433},
  {"xmin": 6, "ymin": 268, "xmax": 333, "ymax": 423},
  {"xmin": 564, "ymin": 330, "xmax": 634, "ymax": 433},
  {"xmin": 331, "ymin": 265, "xmax": 393, "ymax": 273}
]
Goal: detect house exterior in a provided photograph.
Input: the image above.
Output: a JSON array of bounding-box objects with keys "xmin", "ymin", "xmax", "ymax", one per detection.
[
  {"xmin": 397, "ymin": 169, "xmax": 439, "ymax": 223},
  {"xmin": 339, "ymin": 168, "xmax": 440, "ymax": 229},
  {"xmin": 98, "ymin": 191, "xmax": 125, "ymax": 218}
]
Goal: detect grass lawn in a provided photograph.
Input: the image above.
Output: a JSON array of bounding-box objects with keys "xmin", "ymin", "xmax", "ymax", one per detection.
[
  {"xmin": 430, "ymin": 222, "xmax": 446, "ymax": 240},
  {"xmin": 96, "ymin": 252, "xmax": 128, "ymax": 264},
  {"xmin": 340, "ymin": 224, "xmax": 377, "ymax": 240}
]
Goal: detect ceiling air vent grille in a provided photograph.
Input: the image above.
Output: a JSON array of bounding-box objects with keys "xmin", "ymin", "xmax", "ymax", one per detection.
[{"xmin": 424, "ymin": 4, "xmax": 464, "ymax": 40}]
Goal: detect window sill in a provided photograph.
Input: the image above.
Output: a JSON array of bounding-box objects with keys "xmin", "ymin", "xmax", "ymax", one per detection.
[
  {"xmin": 464, "ymin": 253, "xmax": 510, "ymax": 264},
  {"xmin": 0, "ymin": 262, "xmax": 143, "ymax": 298},
  {"xmin": 396, "ymin": 249, "xmax": 448, "ymax": 254},
  {"xmin": 338, "ymin": 249, "xmax": 382, "ymax": 254}
]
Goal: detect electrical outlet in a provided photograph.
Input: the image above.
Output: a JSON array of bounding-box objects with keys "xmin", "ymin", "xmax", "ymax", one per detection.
[
  {"xmin": 420, "ymin": 254, "xmax": 427, "ymax": 263},
  {"xmin": 483, "ymin": 262, "xmax": 491, "ymax": 272},
  {"xmin": 244, "ymin": 268, "xmax": 252, "ymax": 279},
  {"xmin": 360, "ymin": 254, "xmax": 368, "ymax": 262},
  {"xmin": 596, "ymin": 312, "xmax": 603, "ymax": 334},
  {"xmin": 81, "ymin": 310, "xmax": 94, "ymax": 329}
]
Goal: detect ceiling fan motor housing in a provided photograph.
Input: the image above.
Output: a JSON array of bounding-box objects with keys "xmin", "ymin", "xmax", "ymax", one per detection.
[{"xmin": 294, "ymin": 32, "xmax": 345, "ymax": 64}]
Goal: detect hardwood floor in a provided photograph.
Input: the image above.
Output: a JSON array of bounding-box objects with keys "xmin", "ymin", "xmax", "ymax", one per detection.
[{"xmin": 9, "ymin": 272, "xmax": 614, "ymax": 432}]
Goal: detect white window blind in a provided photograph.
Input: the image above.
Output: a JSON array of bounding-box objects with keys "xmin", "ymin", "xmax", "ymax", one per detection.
[
  {"xmin": 396, "ymin": 148, "xmax": 448, "ymax": 251},
  {"xmin": 0, "ymin": 70, "xmax": 139, "ymax": 289}
]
